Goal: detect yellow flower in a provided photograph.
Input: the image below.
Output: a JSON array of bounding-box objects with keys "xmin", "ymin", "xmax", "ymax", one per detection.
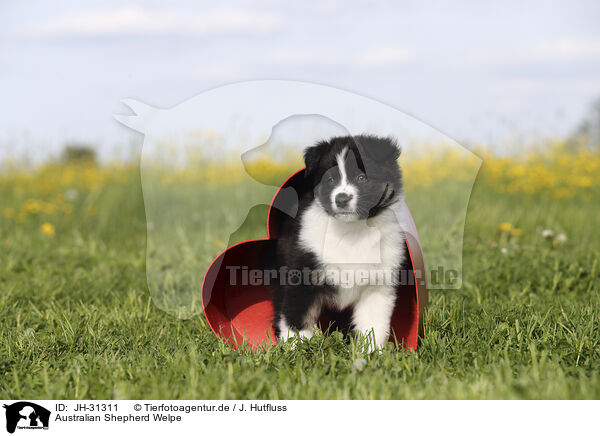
[
  {"xmin": 498, "ymin": 222, "xmax": 513, "ymax": 232},
  {"xmin": 22, "ymin": 199, "xmax": 41, "ymax": 214},
  {"xmin": 41, "ymin": 202, "xmax": 56, "ymax": 215},
  {"xmin": 510, "ymin": 228, "xmax": 523, "ymax": 237},
  {"xmin": 40, "ymin": 222, "xmax": 55, "ymax": 237}
]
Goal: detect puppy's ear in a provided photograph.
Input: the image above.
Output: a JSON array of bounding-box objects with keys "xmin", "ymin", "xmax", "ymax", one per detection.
[
  {"xmin": 357, "ymin": 135, "xmax": 401, "ymax": 163},
  {"xmin": 303, "ymin": 142, "xmax": 325, "ymax": 178}
]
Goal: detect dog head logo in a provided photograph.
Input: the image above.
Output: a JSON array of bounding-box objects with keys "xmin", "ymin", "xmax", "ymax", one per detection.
[
  {"xmin": 3, "ymin": 402, "xmax": 50, "ymax": 434},
  {"xmin": 115, "ymin": 80, "xmax": 481, "ymax": 318}
]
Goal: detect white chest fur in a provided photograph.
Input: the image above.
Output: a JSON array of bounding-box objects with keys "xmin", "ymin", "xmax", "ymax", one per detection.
[{"xmin": 298, "ymin": 200, "xmax": 407, "ymax": 309}]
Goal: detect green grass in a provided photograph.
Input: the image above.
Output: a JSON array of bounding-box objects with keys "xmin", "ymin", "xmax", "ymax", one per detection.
[{"xmin": 1, "ymin": 164, "xmax": 599, "ymax": 399}]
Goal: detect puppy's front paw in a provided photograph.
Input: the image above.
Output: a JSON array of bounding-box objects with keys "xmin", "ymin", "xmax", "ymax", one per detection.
[
  {"xmin": 356, "ymin": 329, "xmax": 387, "ymax": 354},
  {"xmin": 297, "ymin": 328, "xmax": 314, "ymax": 340},
  {"xmin": 277, "ymin": 321, "xmax": 315, "ymax": 349},
  {"xmin": 364, "ymin": 341, "xmax": 385, "ymax": 354}
]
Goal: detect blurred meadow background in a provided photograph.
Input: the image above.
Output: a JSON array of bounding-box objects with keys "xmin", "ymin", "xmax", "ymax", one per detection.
[{"xmin": 1, "ymin": 1, "xmax": 600, "ymax": 399}]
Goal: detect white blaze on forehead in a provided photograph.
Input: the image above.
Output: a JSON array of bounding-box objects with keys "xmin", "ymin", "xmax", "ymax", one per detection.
[
  {"xmin": 331, "ymin": 147, "xmax": 358, "ymax": 212},
  {"xmin": 336, "ymin": 147, "xmax": 349, "ymax": 184}
]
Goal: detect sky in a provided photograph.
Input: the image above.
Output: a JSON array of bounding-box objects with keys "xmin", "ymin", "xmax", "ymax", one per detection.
[{"xmin": 1, "ymin": 1, "xmax": 600, "ymax": 161}]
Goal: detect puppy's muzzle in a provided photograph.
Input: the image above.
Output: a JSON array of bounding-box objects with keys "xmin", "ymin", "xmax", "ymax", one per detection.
[{"xmin": 335, "ymin": 193, "xmax": 353, "ymax": 208}]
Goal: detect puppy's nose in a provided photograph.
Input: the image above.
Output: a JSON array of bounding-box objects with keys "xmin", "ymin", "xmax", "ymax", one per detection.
[{"xmin": 335, "ymin": 193, "xmax": 353, "ymax": 208}]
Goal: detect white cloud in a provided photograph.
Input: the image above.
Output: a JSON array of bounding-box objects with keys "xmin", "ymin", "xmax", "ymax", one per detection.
[
  {"xmin": 267, "ymin": 51, "xmax": 344, "ymax": 67},
  {"xmin": 192, "ymin": 64, "xmax": 240, "ymax": 81},
  {"xmin": 267, "ymin": 45, "xmax": 413, "ymax": 69},
  {"xmin": 534, "ymin": 39, "xmax": 600, "ymax": 60},
  {"xmin": 501, "ymin": 77, "xmax": 600, "ymax": 94},
  {"xmin": 353, "ymin": 45, "xmax": 414, "ymax": 68},
  {"xmin": 475, "ymin": 38, "xmax": 600, "ymax": 65},
  {"xmin": 25, "ymin": 5, "xmax": 281, "ymax": 37}
]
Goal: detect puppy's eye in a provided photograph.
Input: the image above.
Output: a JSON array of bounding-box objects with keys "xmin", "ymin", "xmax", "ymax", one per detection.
[
  {"xmin": 327, "ymin": 176, "xmax": 336, "ymax": 185},
  {"xmin": 356, "ymin": 174, "xmax": 367, "ymax": 183}
]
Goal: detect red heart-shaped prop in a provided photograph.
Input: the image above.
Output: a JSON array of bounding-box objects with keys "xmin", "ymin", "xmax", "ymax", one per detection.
[{"xmin": 201, "ymin": 170, "xmax": 428, "ymax": 351}]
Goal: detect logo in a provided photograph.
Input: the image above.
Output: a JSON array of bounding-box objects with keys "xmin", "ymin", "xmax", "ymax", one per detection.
[{"xmin": 3, "ymin": 402, "xmax": 50, "ymax": 434}]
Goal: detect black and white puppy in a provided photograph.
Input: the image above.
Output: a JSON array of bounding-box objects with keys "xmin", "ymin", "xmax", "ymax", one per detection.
[{"xmin": 270, "ymin": 135, "xmax": 407, "ymax": 352}]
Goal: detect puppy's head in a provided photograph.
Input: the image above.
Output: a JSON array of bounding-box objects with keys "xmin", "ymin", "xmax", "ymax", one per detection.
[{"xmin": 304, "ymin": 135, "xmax": 402, "ymax": 221}]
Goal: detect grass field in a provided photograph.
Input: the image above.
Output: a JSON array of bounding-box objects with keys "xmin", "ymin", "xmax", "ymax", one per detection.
[{"xmin": 1, "ymin": 143, "xmax": 599, "ymax": 399}]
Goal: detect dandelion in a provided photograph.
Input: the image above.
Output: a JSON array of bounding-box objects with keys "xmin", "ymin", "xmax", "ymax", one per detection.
[
  {"xmin": 22, "ymin": 199, "xmax": 41, "ymax": 214},
  {"xmin": 554, "ymin": 233, "xmax": 568, "ymax": 247},
  {"xmin": 501, "ymin": 247, "xmax": 509, "ymax": 255},
  {"xmin": 65, "ymin": 188, "xmax": 79, "ymax": 201},
  {"xmin": 498, "ymin": 222, "xmax": 513, "ymax": 232},
  {"xmin": 510, "ymin": 228, "xmax": 523, "ymax": 237},
  {"xmin": 40, "ymin": 222, "xmax": 55, "ymax": 237},
  {"xmin": 352, "ymin": 358, "xmax": 368, "ymax": 372},
  {"xmin": 40, "ymin": 202, "xmax": 56, "ymax": 215},
  {"xmin": 541, "ymin": 229, "xmax": 554, "ymax": 240}
]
